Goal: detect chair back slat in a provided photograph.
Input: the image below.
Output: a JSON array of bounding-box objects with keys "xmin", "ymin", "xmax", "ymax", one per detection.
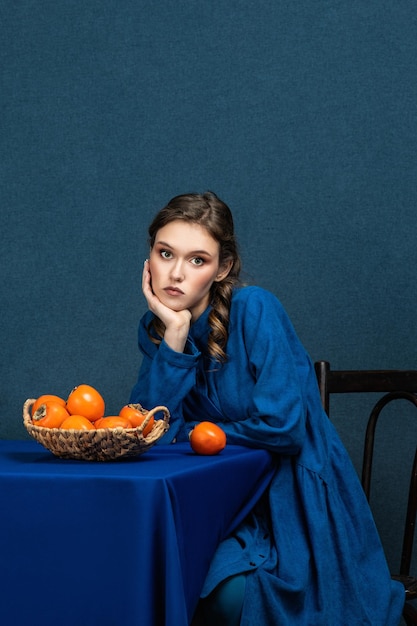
[{"xmin": 327, "ymin": 370, "xmax": 417, "ymax": 394}]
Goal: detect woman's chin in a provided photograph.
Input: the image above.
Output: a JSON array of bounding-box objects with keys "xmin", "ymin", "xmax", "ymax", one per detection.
[{"xmin": 157, "ymin": 294, "xmax": 185, "ymax": 312}]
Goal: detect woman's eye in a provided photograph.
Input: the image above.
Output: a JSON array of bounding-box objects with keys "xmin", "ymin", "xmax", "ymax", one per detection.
[
  {"xmin": 160, "ymin": 250, "xmax": 172, "ymax": 259},
  {"xmin": 191, "ymin": 257, "xmax": 204, "ymax": 266}
]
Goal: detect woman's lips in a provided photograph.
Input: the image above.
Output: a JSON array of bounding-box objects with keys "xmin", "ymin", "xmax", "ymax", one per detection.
[{"xmin": 163, "ymin": 286, "xmax": 184, "ymax": 296}]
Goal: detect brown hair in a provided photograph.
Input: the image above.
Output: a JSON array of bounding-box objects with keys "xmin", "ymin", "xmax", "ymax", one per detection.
[{"xmin": 148, "ymin": 191, "xmax": 241, "ymax": 362}]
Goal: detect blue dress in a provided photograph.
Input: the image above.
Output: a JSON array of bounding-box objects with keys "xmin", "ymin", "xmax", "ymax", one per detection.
[{"xmin": 130, "ymin": 286, "xmax": 404, "ymax": 625}]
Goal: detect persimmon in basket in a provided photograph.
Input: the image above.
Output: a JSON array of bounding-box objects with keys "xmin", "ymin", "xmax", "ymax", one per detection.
[
  {"xmin": 31, "ymin": 394, "xmax": 66, "ymax": 417},
  {"xmin": 66, "ymin": 384, "xmax": 105, "ymax": 422},
  {"xmin": 95, "ymin": 416, "xmax": 133, "ymax": 429},
  {"xmin": 119, "ymin": 404, "xmax": 155, "ymax": 436},
  {"xmin": 32, "ymin": 401, "xmax": 69, "ymax": 428},
  {"xmin": 60, "ymin": 415, "xmax": 95, "ymax": 430},
  {"xmin": 190, "ymin": 422, "xmax": 226, "ymax": 455}
]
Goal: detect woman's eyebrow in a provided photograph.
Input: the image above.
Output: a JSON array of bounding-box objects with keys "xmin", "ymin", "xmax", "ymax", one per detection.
[{"xmin": 155, "ymin": 240, "xmax": 213, "ymax": 257}]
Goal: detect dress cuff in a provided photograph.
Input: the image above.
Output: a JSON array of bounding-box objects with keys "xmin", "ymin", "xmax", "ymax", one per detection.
[{"xmin": 158, "ymin": 337, "xmax": 200, "ymax": 367}]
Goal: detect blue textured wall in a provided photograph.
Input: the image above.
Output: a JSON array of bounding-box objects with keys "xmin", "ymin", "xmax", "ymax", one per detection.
[{"xmin": 2, "ymin": 1, "xmax": 417, "ymax": 572}]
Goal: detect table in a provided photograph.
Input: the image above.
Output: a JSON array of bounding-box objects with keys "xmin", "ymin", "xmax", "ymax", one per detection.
[{"xmin": 0, "ymin": 439, "xmax": 275, "ymax": 626}]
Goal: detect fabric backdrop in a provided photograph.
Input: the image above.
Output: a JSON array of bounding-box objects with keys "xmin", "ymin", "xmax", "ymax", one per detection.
[{"xmin": 2, "ymin": 0, "xmax": 417, "ymax": 573}]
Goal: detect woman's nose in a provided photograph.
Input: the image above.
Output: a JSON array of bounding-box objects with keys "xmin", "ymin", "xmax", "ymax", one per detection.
[{"xmin": 170, "ymin": 261, "xmax": 185, "ymax": 282}]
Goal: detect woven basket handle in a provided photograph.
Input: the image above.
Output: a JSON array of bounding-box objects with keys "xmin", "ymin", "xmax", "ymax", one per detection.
[
  {"xmin": 23, "ymin": 398, "xmax": 36, "ymax": 426},
  {"xmin": 139, "ymin": 405, "xmax": 170, "ymax": 440},
  {"xmin": 143, "ymin": 405, "xmax": 170, "ymax": 429}
]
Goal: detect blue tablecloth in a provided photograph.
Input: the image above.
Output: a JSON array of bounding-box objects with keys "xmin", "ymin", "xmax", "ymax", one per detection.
[{"xmin": 0, "ymin": 439, "xmax": 275, "ymax": 626}]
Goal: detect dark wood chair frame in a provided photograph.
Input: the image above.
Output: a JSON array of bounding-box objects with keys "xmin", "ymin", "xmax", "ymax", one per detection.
[{"xmin": 314, "ymin": 360, "xmax": 417, "ymax": 625}]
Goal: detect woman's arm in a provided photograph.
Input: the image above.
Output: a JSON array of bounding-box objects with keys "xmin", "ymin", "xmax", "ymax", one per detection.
[
  {"xmin": 129, "ymin": 320, "xmax": 201, "ymax": 442},
  {"xmin": 174, "ymin": 289, "xmax": 310, "ymax": 455}
]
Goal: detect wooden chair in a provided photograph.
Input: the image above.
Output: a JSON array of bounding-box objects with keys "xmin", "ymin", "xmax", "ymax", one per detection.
[{"xmin": 314, "ymin": 360, "xmax": 417, "ymax": 625}]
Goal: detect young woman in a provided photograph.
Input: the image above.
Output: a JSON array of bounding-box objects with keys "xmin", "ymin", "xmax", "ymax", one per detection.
[{"xmin": 130, "ymin": 191, "xmax": 404, "ymax": 625}]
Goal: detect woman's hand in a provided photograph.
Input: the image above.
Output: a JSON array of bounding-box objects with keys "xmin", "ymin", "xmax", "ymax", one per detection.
[{"xmin": 142, "ymin": 260, "xmax": 191, "ymax": 353}]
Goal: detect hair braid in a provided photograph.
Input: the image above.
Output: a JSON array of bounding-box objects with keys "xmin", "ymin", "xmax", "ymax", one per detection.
[{"xmin": 208, "ymin": 276, "xmax": 236, "ymax": 362}]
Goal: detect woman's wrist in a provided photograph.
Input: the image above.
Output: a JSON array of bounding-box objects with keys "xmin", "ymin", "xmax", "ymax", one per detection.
[{"xmin": 163, "ymin": 324, "xmax": 190, "ymax": 353}]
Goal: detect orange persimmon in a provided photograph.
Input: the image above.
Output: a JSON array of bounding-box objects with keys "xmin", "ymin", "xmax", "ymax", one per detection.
[
  {"xmin": 66, "ymin": 385, "xmax": 105, "ymax": 422},
  {"xmin": 32, "ymin": 401, "xmax": 70, "ymax": 428},
  {"xmin": 60, "ymin": 415, "xmax": 96, "ymax": 431},
  {"xmin": 119, "ymin": 405, "xmax": 154, "ymax": 436},
  {"xmin": 31, "ymin": 394, "xmax": 66, "ymax": 417},
  {"xmin": 190, "ymin": 422, "xmax": 226, "ymax": 456},
  {"xmin": 95, "ymin": 416, "xmax": 133, "ymax": 429}
]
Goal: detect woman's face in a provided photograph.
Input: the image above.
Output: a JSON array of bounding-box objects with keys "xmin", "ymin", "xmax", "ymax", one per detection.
[{"xmin": 149, "ymin": 220, "xmax": 230, "ymax": 321}]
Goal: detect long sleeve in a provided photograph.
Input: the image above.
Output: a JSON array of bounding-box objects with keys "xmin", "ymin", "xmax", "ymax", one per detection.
[
  {"xmin": 129, "ymin": 312, "xmax": 201, "ymax": 442},
  {"xmin": 181, "ymin": 288, "xmax": 308, "ymax": 454}
]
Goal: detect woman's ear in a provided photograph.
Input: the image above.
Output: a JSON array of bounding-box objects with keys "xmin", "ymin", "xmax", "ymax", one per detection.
[{"xmin": 214, "ymin": 259, "xmax": 233, "ymax": 282}]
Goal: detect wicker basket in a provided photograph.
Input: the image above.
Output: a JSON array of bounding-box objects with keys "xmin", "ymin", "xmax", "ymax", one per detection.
[{"xmin": 23, "ymin": 399, "xmax": 170, "ymax": 461}]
